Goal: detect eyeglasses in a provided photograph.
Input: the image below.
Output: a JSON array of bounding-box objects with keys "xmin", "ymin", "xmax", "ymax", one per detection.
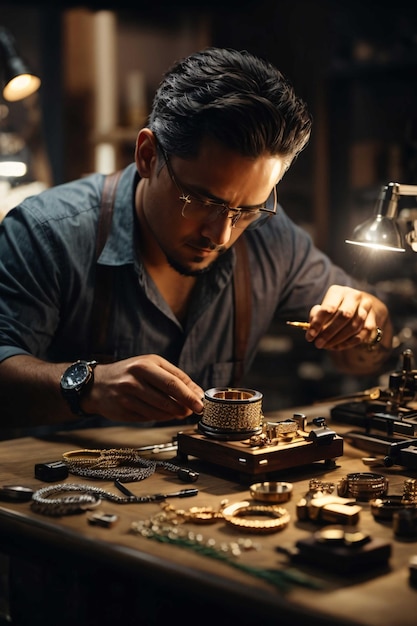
[{"xmin": 161, "ymin": 148, "xmax": 277, "ymax": 230}]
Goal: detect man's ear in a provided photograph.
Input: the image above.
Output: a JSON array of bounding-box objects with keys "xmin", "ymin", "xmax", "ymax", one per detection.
[{"xmin": 135, "ymin": 129, "xmax": 157, "ymax": 178}]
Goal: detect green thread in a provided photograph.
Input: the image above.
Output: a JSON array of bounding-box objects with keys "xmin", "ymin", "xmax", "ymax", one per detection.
[{"xmin": 131, "ymin": 523, "xmax": 322, "ymax": 591}]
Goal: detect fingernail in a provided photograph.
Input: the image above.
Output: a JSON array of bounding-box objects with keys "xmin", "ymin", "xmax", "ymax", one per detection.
[{"xmin": 194, "ymin": 400, "xmax": 204, "ymax": 414}]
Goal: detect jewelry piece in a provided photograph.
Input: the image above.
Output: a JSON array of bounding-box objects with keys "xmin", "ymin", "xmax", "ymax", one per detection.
[
  {"xmin": 337, "ymin": 472, "xmax": 388, "ymax": 500},
  {"xmin": 370, "ymin": 496, "xmax": 417, "ymax": 521},
  {"xmin": 62, "ymin": 448, "xmax": 196, "ymax": 482},
  {"xmin": 249, "ymin": 482, "xmax": 293, "ymax": 504},
  {"xmin": 222, "ymin": 500, "xmax": 290, "ymax": 534},
  {"xmin": 402, "ymin": 478, "xmax": 417, "ymax": 504},
  {"xmin": 367, "ymin": 326, "xmax": 383, "ymax": 351},
  {"xmin": 198, "ymin": 387, "xmax": 263, "ymax": 440},
  {"xmin": 130, "ymin": 504, "xmax": 322, "ymax": 590},
  {"xmin": 297, "ymin": 492, "xmax": 361, "ymax": 525},
  {"xmin": 308, "ymin": 479, "xmax": 335, "ymax": 494},
  {"xmin": 249, "ymin": 432, "xmax": 271, "ymax": 447},
  {"xmin": 249, "ymin": 415, "xmax": 307, "ymax": 447},
  {"xmin": 130, "ymin": 514, "xmax": 302, "ymax": 590},
  {"xmin": 154, "ymin": 500, "xmax": 229, "ymax": 525},
  {"xmin": 31, "ymin": 483, "xmax": 198, "ymax": 516},
  {"xmin": 32, "ymin": 483, "xmax": 107, "ymax": 516}
]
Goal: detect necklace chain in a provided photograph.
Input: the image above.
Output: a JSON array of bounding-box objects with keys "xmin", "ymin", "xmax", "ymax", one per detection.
[
  {"xmin": 31, "ymin": 482, "xmax": 171, "ymax": 516},
  {"xmin": 62, "ymin": 447, "xmax": 185, "ymax": 481}
]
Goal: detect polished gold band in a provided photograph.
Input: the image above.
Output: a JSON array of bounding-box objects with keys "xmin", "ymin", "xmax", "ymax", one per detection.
[{"xmin": 249, "ymin": 481, "xmax": 293, "ymax": 503}]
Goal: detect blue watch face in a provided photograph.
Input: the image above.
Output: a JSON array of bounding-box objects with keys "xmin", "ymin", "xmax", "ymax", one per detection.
[{"xmin": 61, "ymin": 362, "xmax": 89, "ymax": 390}]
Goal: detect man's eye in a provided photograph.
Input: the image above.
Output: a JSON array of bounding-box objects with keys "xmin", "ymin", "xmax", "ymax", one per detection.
[{"xmin": 240, "ymin": 210, "xmax": 261, "ymax": 220}]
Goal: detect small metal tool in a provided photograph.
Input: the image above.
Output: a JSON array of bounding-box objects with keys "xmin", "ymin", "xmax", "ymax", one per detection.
[
  {"xmin": 286, "ymin": 321, "xmax": 310, "ymax": 330},
  {"xmin": 135, "ymin": 440, "xmax": 178, "ymax": 454},
  {"xmin": 114, "ymin": 479, "xmax": 198, "ymax": 501}
]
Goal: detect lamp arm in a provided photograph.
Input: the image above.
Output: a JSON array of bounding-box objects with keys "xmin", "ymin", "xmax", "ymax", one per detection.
[
  {"xmin": 397, "ymin": 184, "xmax": 417, "ymax": 197},
  {"xmin": 0, "ymin": 27, "xmax": 17, "ymax": 61},
  {"xmin": 375, "ymin": 182, "xmax": 400, "ymax": 219},
  {"xmin": 375, "ymin": 182, "xmax": 417, "ymax": 219}
]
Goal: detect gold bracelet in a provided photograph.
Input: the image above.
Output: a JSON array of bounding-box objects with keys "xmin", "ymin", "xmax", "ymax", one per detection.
[
  {"xmin": 63, "ymin": 449, "xmax": 109, "ymax": 466},
  {"xmin": 222, "ymin": 500, "xmax": 290, "ymax": 533}
]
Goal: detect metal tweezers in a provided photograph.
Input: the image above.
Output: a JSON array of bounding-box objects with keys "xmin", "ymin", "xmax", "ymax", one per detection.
[{"xmin": 135, "ymin": 438, "xmax": 178, "ymax": 454}]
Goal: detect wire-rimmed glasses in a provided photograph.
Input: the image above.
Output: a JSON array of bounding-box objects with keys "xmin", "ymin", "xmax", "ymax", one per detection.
[{"xmin": 161, "ymin": 147, "xmax": 277, "ymax": 230}]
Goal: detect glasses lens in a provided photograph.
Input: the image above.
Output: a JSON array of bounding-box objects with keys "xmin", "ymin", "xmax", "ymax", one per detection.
[
  {"xmin": 182, "ymin": 198, "xmax": 224, "ymax": 223},
  {"xmin": 233, "ymin": 210, "xmax": 263, "ymax": 229},
  {"xmin": 238, "ymin": 187, "xmax": 277, "ymax": 231},
  {"xmin": 181, "ymin": 187, "xmax": 277, "ymax": 230}
]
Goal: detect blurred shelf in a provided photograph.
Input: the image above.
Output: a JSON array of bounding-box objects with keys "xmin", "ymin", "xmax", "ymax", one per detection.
[{"xmin": 91, "ymin": 125, "xmax": 143, "ymax": 145}]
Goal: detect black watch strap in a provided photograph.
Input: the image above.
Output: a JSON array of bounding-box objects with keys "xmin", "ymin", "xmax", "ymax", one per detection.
[{"xmin": 61, "ymin": 360, "xmax": 97, "ymax": 417}]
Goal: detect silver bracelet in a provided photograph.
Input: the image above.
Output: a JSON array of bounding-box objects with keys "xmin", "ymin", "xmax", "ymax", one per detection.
[{"xmin": 31, "ymin": 482, "xmax": 150, "ymax": 516}]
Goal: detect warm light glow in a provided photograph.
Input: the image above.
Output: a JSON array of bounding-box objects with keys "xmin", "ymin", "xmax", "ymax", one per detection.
[
  {"xmin": 0, "ymin": 161, "xmax": 27, "ymax": 177},
  {"xmin": 346, "ymin": 182, "xmax": 417, "ymax": 253},
  {"xmin": 3, "ymin": 74, "xmax": 41, "ymax": 102},
  {"xmin": 345, "ymin": 239, "xmax": 406, "ymax": 252}
]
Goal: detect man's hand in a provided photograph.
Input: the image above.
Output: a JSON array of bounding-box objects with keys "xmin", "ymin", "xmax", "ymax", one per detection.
[
  {"xmin": 86, "ymin": 354, "xmax": 205, "ymax": 423},
  {"xmin": 304, "ymin": 285, "xmax": 393, "ymax": 374}
]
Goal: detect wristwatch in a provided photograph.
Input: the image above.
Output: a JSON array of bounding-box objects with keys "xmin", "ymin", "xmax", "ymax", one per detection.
[{"xmin": 60, "ymin": 360, "xmax": 98, "ymax": 416}]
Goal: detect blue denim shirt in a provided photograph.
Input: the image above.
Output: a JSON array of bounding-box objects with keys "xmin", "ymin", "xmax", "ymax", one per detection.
[{"xmin": 0, "ymin": 163, "xmax": 354, "ymax": 389}]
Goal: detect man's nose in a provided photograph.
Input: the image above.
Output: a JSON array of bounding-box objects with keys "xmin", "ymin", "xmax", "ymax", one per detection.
[{"xmin": 200, "ymin": 213, "xmax": 234, "ymax": 246}]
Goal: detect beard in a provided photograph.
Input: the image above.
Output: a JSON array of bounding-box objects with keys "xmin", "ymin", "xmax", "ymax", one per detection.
[
  {"xmin": 166, "ymin": 254, "xmax": 217, "ymax": 277},
  {"xmin": 165, "ymin": 242, "xmax": 228, "ymax": 277}
]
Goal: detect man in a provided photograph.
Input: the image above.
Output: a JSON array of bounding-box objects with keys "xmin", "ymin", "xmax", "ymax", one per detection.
[{"xmin": 0, "ymin": 47, "xmax": 392, "ymax": 429}]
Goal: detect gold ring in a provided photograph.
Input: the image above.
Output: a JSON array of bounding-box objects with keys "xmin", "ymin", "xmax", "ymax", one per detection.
[
  {"xmin": 367, "ymin": 327, "xmax": 383, "ymax": 351},
  {"xmin": 249, "ymin": 481, "xmax": 293, "ymax": 503},
  {"xmin": 337, "ymin": 472, "xmax": 388, "ymax": 500}
]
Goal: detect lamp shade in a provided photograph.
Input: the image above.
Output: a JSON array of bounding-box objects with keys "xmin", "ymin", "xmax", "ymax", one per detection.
[
  {"xmin": 345, "ymin": 214, "xmax": 406, "ymax": 252},
  {"xmin": 0, "ymin": 27, "xmax": 41, "ymax": 102}
]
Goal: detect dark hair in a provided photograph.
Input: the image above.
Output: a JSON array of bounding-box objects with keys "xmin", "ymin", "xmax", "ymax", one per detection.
[{"xmin": 149, "ymin": 47, "xmax": 312, "ymax": 164}]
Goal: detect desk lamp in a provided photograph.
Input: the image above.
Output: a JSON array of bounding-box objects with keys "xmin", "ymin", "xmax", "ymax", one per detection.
[
  {"xmin": 0, "ymin": 26, "xmax": 41, "ymax": 102},
  {"xmin": 345, "ymin": 182, "xmax": 417, "ymax": 253}
]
